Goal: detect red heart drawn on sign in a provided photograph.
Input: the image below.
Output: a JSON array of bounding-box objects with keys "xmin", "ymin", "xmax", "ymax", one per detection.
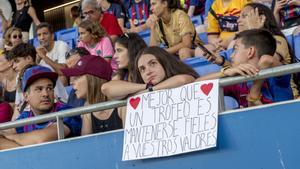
[
  {"xmin": 129, "ymin": 97, "xmax": 140, "ymax": 109},
  {"xmin": 201, "ymin": 83, "xmax": 213, "ymax": 96}
]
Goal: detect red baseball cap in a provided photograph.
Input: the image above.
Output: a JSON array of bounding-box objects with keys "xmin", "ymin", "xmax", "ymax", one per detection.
[{"xmin": 61, "ymin": 55, "xmax": 112, "ymax": 81}]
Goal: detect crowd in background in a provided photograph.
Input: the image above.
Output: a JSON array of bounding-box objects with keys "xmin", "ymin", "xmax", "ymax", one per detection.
[{"xmin": 0, "ymin": 0, "xmax": 299, "ymax": 150}]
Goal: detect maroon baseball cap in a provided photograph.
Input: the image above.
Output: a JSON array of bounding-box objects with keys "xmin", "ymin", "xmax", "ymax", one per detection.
[{"xmin": 61, "ymin": 55, "xmax": 112, "ymax": 81}]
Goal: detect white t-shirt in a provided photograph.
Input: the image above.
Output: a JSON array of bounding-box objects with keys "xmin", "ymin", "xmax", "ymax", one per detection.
[{"xmin": 40, "ymin": 40, "xmax": 70, "ymax": 65}]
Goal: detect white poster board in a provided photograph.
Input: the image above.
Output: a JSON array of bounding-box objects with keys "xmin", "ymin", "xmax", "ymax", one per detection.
[{"xmin": 122, "ymin": 80, "xmax": 219, "ymax": 161}]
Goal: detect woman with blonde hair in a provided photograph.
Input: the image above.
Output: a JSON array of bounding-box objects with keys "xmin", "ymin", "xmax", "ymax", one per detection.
[
  {"xmin": 77, "ymin": 19, "xmax": 117, "ymax": 71},
  {"xmin": 3, "ymin": 27, "xmax": 23, "ymax": 51}
]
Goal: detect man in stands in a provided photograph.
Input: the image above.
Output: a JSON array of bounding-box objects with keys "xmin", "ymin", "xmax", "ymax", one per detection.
[
  {"xmin": 81, "ymin": 0, "xmax": 123, "ymax": 43},
  {"xmin": 0, "ymin": 65, "xmax": 81, "ymax": 150},
  {"xmin": 35, "ymin": 22, "xmax": 69, "ymax": 85},
  {"xmin": 196, "ymin": 29, "xmax": 293, "ymax": 107}
]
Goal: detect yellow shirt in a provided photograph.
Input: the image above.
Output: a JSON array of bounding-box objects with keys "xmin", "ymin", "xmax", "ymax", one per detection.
[
  {"xmin": 154, "ymin": 9, "xmax": 201, "ymax": 47},
  {"xmin": 207, "ymin": 0, "xmax": 251, "ymax": 40}
]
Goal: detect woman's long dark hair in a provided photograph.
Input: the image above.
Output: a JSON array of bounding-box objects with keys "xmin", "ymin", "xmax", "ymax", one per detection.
[
  {"xmin": 133, "ymin": 46, "xmax": 199, "ymax": 84},
  {"xmin": 115, "ymin": 33, "xmax": 147, "ymax": 81},
  {"xmin": 245, "ymin": 3, "xmax": 296, "ymax": 63}
]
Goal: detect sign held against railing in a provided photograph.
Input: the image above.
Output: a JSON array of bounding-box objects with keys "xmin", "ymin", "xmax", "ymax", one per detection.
[{"xmin": 122, "ymin": 80, "xmax": 219, "ymax": 161}]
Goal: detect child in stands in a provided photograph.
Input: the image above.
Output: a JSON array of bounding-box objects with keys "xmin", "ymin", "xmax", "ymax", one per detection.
[
  {"xmin": 196, "ymin": 29, "xmax": 293, "ymax": 107},
  {"xmin": 77, "ymin": 19, "xmax": 117, "ymax": 71}
]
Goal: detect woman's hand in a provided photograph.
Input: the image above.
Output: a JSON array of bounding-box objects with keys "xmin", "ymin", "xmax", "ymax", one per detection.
[{"xmin": 246, "ymin": 7, "xmax": 266, "ymax": 29}]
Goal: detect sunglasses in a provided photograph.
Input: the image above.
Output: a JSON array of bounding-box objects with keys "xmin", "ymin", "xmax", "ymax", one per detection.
[{"xmin": 12, "ymin": 34, "xmax": 22, "ymax": 39}]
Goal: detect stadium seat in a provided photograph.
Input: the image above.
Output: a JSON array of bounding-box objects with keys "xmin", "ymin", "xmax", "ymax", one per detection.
[
  {"xmin": 199, "ymin": 32, "xmax": 208, "ymax": 44},
  {"xmin": 28, "ymin": 37, "xmax": 40, "ymax": 48},
  {"xmin": 191, "ymin": 15, "xmax": 203, "ymax": 26},
  {"xmin": 55, "ymin": 27, "xmax": 78, "ymax": 49},
  {"xmin": 285, "ymin": 34, "xmax": 294, "ymax": 50},
  {"xmin": 294, "ymin": 34, "xmax": 300, "ymax": 60},
  {"xmin": 224, "ymin": 96, "xmax": 239, "ymax": 110},
  {"xmin": 139, "ymin": 29, "xmax": 151, "ymax": 45},
  {"xmin": 184, "ymin": 57, "xmax": 221, "ymax": 76}
]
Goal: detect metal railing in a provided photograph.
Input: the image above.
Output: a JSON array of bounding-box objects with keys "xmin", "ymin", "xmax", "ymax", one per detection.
[{"xmin": 1, "ymin": 63, "xmax": 300, "ymax": 139}]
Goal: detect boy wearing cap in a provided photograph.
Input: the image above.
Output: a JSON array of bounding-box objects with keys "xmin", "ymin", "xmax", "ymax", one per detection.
[{"xmin": 0, "ymin": 65, "xmax": 81, "ymax": 150}]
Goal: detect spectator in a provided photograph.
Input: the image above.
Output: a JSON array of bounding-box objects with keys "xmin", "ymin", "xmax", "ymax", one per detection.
[
  {"xmin": 127, "ymin": 0, "xmax": 150, "ymax": 33},
  {"xmin": 102, "ymin": 33, "xmax": 147, "ymax": 99},
  {"xmin": 146, "ymin": 0, "xmax": 202, "ymax": 60},
  {"xmin": 9, "ymin": 43, "xmax": 68, "ymax": 120},
  {"xmin": 64, "ymin": 47, "xmax": 90, "ymax": 108},
  {"xmin": 273, "ymin": 0, "xmax": 300, "ymax": 29},
  {"xmin": 0, "ymin": 0, "xmax": 40, "ymax": 43},
  {"xmin": 207, "ymin": 0, "xmax": 250, "ymax": 50},
  {"xmin": 185, "ymin": 0, "xmax": 206, "ymax": 17},
  {"xmin": 0, "ymin": 84, "xmax": 12, "ymax": 123},
  {"xmin": 237, "ymin": 3, "xmax": 299, "ymax": 98},
  {"xmin": 0, "ymin": 65, "xmax": 81, "ymax": 150},
  {"xmin": 103, "ymin": 46, "xmax": 198, "ymax": 100},
  {"xmin": 70, "ymin": 6, "xmax": 82, "ymax": 27},
  {"xmin": 77, "ymin": 20, "xmax": 117, "ymax": 71},
  {"xmin": 3, "ymin": 27, "xmax": 23, "ymax": 51},
  {"xmin": 81, "ymin": 0, "xmax": 123, "ymax": 43},
  {"xmin": 97, "ymin": 0, "xmax": 127, "ymax": 32},
  {"xmin": 61, "ymin": 55, "xmax": 124, "ymax": 135},
  {"xmin": 0, "ymin": 0, "xmax": 12, "ymax": 48},
  {"xmin": 0, "ymin": 50, "xmax": 17, "ymax": 108},
  {"xmin": 196, "ymin": 29, "xmax": 293, "ymax": 107},
  {"xmin": 35, "ymin": 22, "xmax": 69, "ymax": 73}
]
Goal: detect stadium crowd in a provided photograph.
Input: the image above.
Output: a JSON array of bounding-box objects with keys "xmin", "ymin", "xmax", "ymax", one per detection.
[{"xmin": 0, "ymin": 0, "xmax": 299, "ymax": 150}]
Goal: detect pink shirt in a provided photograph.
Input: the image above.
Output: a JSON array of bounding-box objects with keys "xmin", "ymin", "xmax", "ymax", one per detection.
[{"xmin": 78, "ymin": 37, "xmax": 117, "ymax": 71}]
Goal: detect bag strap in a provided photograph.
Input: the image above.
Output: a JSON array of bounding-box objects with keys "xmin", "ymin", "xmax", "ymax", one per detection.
[
  {"xmin": 158, "ymin": 18, "xmax": 169, "ymax": 48},
  {"xmin": 209, "ymin": 8, "xmax": 218, "ymax": 20}
]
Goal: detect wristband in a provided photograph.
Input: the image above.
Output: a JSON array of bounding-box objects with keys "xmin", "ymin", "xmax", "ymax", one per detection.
[
  {"xmin": 146, "ymin": 82, "xmax": 153, "ymax": 92},
  {"xmin": 220, "ymin": 66, "xmax": 231, "ymax": 78},
  {"xmin": 218, "ymin": 56, "xmax": 225, "ymax": 66},
  {"xmin": 246, "ymin": 94, "xmax": 262, "ymax": 103}
]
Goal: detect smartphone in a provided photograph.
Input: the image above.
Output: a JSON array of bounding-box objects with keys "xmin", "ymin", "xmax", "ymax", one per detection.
[{"xmin": 195, "ymin": 42, "xmax": 217, "ymax": 61}]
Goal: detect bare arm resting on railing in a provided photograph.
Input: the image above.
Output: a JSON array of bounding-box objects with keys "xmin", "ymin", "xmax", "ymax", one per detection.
[
  {"xmin": 0, "ymin": 124, "xmax": 70, "ymax": 150},
  {"xmin": 102, "ymin": 75, "xmax": 195, "ymax": 100}
]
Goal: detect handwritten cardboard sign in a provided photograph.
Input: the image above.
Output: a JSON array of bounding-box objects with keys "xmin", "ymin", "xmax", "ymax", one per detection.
[{"xmin": 122, "ymin": 80, "xmax": 219, "ymax": 161}]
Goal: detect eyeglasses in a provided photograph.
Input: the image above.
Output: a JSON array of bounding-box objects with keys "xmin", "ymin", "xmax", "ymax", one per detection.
[
  {"xmin": 82, "ymin": 10, "xmax": 95, "ymax": 17},
  {"xmin": 12, "ymin": 34, "xmax": 22, "ymax": 39}
]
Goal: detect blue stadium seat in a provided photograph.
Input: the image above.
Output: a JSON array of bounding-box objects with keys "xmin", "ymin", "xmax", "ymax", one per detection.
[
  {"xmin": 199, "ymin": 32, "xmax": 208, "ymax": 44},
  {"xmin": 191, "ymin": 15, "xmax": 203, "ymax": 26},
  {"xmin": 139, "ymin": 29, "xmax": 151, "ymax": 45},
  {"xmin": 294, "ymin": 34, "xmax": 300, "ymax": 60},
  {"xmin": 184, "ymin": 57, "xmax": 221, "ymax": 76},
  {"xmin": 65, "ymin": 85, "xmax": 73, "ymax": 95},
  {"xmin": 224, "ymin": 96, "xmax": 239, "ymax": 110},
  {"xmin": 285, "ymin": 34, "xmax": 294, "ymax": 50},
  {"xmin": 28, "ymin": 37, "xmax": 40, "ymax": 48},
  {"xmin": 55, "ymin": 27, "xmax": 78, "ymax": 49}
]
